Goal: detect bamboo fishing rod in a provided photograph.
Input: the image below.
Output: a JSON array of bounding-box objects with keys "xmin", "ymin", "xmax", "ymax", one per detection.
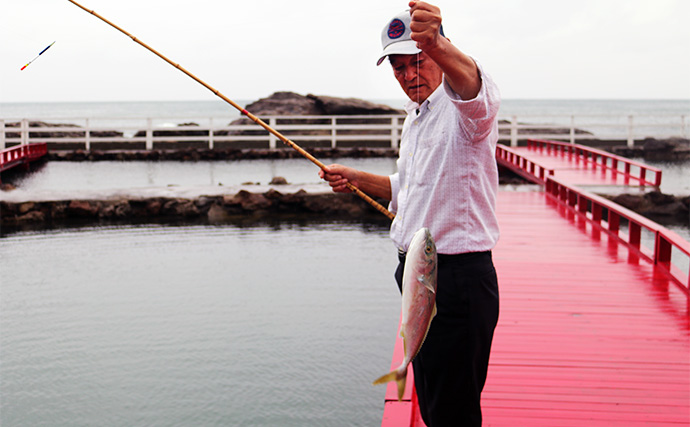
[{"xmin": 67, "ymin": 0, "xmax": 395, "ymax": 221}]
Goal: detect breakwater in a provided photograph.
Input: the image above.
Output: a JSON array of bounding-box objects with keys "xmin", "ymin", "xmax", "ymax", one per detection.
[
  {"xmin": 604, "ymin": 191, "xmax": 689, "ymax": 224},
  {"xmin": 4, "ymin": 186, "xmax": 687, "ymax": 233},
  {"xmin": 44, "ymin": 147, "xmax": 398, "ymax": 162},
  {"xmin": 1, "ymin": 188, "xmax": 392, "ymax": 232}
]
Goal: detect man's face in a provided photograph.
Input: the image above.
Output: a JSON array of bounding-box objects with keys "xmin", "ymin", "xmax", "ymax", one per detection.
[{"xmin": 389, "ymin": 52, "xmax": 443, "ymax": 104}]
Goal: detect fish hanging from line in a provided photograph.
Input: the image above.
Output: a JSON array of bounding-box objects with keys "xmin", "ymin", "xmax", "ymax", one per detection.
[
  {"xmin": 373, "ymin": 227, "xmax": 437, "ymax": 401},
  {"xmin": 21, "ymin": 41, "xmax": 55, "ymax": 70}
]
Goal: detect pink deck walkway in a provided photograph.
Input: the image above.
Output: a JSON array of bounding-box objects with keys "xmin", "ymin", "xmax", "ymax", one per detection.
[
  {"xmin": 381, "ymin": 141, "xmax": 688, "ymax": 426},
  {"xmin": 497, "ymin": 140, "xmax": 662, "ymax": 188},
  {"xmin": 485, "ymin": 190, "xmax": 689, "ymax": 426}
]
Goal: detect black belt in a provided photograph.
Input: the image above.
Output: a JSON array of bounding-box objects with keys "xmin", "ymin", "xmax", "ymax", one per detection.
[{"xmin": 398, "ymin": 249, "xmax": 491, "ymax": 264}]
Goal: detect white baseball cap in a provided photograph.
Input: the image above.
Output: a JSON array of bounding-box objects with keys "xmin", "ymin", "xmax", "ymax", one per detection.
[{"xmin": 377, "ymin": 10, "xmax": 444, "ymax": 66}]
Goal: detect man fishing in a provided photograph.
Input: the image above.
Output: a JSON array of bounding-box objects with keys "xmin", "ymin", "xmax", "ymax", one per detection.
[{"xmin": 319, "ymin": 1, "xmax": 500, "ymax": 425}]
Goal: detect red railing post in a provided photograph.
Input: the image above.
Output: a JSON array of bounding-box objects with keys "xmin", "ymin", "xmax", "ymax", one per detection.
[
  {"xmin": 592, "ymin": 203, "xmax": 602, "ymax": 224},
  {"xmin": 609, "ymin": 211, "xmax": 620, "ymax": 233},
  {"xmin": 655, "ymin": 233, "xmax": 672, "ymax": 268},
  {"xmin": 629, "ymin": 223, "xmax": 642, "ymax": 249},
  {"xmin": 578, "ymin": 195, "xmax": 588, "ymax": 215}
]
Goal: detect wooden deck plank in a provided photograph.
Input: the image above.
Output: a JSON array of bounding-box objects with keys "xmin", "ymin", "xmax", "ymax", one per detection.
[{"xmin": 479, "ymin": 190, "xmax": 690, "ymax": 426}]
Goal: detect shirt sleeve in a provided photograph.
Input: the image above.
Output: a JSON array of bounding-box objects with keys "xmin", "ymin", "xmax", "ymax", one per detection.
[
  {"xmin": 388, "ymin": 173, "xmax": 399, "ymax": 214},
  {"xmin": 442, "ymin": 60, "xmax": 501, "ymax": 142}
]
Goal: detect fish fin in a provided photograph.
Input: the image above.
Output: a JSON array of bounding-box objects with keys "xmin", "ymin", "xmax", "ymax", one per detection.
[
  {"xmin": 372, "ymin": 370, "xmax": 397, "ymax": 386},
  {"xmin": 418, "ymin": 275, "xmax": 436, "ymax": 294},
  {"xmin": 395, "ymin": 374, "xmax": 407, "ymax": 401},
  {"xmin": 431, "ymin": 302, "xmax": 437, "ymax": 320},
  {"xmin": 372, "ymin": 368, "xmax": 408, "ymax": 401}
]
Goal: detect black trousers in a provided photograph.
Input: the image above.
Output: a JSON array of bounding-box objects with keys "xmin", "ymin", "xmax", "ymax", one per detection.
[{"xmin": 395, "ymin": 250, "xmax": 499, "ymax": 427}]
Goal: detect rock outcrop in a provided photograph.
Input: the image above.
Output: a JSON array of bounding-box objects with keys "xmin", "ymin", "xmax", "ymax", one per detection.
[
  {"xmin": 611, "ymin": 137, "xmax": 690, "ymax": 161},
  {"xmin": 219, "ymin": 92, "xmax": 404, "ymax": 141},
  {"xmin": 240, "ymin": 92, "xmax": 403, "ymax": 116},
  {"xmin": 0, "ymin": 190, "xmax": 392, "ymax": 231},
  {"xmin": 45, "ymin": 147, "xmax": 399, "ymax": 161},
  {"xmin": 605, "ymin": 190, "xmax": 689, "ymax": 223}
]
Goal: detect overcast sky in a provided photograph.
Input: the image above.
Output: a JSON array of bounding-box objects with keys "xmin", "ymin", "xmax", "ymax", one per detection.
[{"xmin": 2, "ymin": 0, "xmax": 689, "ymax": 103}]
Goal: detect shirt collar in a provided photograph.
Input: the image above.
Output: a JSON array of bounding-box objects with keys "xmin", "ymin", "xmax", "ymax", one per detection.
[{"xmin": 404, "ymin": 83, "xmax": 445, "ymax": 116}]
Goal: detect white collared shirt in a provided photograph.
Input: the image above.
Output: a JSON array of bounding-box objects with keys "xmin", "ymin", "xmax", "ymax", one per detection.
[{"xmin": 388, "ymin": 63, "xmax": 501, "ymax": 254}]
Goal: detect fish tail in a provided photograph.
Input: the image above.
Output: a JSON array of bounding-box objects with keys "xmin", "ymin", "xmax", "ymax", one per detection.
[{"xmin": 372, "ymin": 367, "xmax": 408, "ymax": 401}]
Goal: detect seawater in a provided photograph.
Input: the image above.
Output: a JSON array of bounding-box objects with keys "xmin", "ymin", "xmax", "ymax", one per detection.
[
  {"xmin": 0, "ymin": 223, "xmax": 401, "ymax": 427},
  {"xmin": 5, "ymin": 158, "xmax": 398, "ymax": 193},
  {"xmin": 4, "ymin": 157, "xmax": 688, "ymax": 196}
]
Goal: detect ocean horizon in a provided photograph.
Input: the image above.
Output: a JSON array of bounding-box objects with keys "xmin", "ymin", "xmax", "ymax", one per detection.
[{"xmin": 2, "ymin": 98, "xmax": 689, "ymax": 120}]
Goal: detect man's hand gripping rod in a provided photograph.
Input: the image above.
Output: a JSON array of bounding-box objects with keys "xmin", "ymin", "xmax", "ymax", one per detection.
[{"xmin": 67, "ymin": 0, "xmax": 395, "ymax": 221}]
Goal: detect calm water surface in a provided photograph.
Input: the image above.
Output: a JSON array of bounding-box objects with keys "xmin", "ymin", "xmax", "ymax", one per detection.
[
  {"xmin": 1, "ymin": 223, "xmax": 401, "ymax": 426},
  {"xmin": 6, "ymin": 158, "xmax": 399, "ymax": 192},
  {"xmin": 5, "ymin": 157, "xmax": 688, "ymax": 195}
]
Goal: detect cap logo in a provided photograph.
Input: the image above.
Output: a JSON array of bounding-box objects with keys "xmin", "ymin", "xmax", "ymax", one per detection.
[{"xmin": 387, "ymin": 18, "xmax": 405, "ymax": 39}]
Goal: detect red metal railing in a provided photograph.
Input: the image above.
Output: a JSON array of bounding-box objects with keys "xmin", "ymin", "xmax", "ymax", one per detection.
[
  {"xmin": 546, "ymin": 176, "xmax": 690, "ymax": 293},
  {"xmin": 527, "ymin": 139, "xmax": 662, "ymax": 187},
  {"xmin": 496, "ymin": 143, "xmax": 555, "ymax": 185},
  {"xmin": 0, "ymin": 143, "xmax": 48, "ymax": 173}
]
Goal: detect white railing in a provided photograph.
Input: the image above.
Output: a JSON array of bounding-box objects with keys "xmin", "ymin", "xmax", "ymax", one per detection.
[
  {"xmin": 1, "ymin": 114, "xmax": 687, "ymax": 150},
  {"xmin": 0, "ymin": 116, "xmax": 404, "ymax": 151},
  {"xmin": 502, "ymin": 114, "xmax": 688, "ymax": 147}
]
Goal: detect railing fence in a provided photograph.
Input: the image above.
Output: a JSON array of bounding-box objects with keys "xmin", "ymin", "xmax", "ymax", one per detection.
[
  {"xmin": 546, "ymin": 176, "xmax": 690, "ymax": 293},
  {"xmin": 1, "ymin": 114, "xmax": 687, "ymax": 150}
]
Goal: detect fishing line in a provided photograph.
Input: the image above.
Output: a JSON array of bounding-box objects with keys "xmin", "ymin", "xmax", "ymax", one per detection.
[
  {"xmin": 417, "ymin": 53, "xmax": 420, "ymax": 108},
  {"xmin": 21, "ymin": 41, "xmax": 55, "ymax": 70},
  {"xmin": 66, "ymin": 0, "xmax": 394, "ymax": 220}
]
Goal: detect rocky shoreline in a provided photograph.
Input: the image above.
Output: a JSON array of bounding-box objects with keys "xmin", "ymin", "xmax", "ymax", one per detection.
[
  {"xmin": 603, "ymin": 191, "xmax": 689, "ymax": 225},
  {"xmin": 3, "ymin": 184, "xmax": 687, "ymax": 233},
  {"xmin": 0, "ymin": 189, "xmax": 394, "ymax": 233},
  {"xmin": 44, "ymin": 146, "xmax": 399, "ymax": 162},
  {"xmin": 610, "ymin": 137, "xmax": 690, "ymax": 161}
]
